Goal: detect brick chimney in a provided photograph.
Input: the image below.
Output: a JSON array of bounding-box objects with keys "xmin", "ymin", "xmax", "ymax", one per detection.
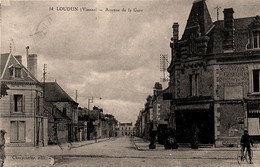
[
  {"xmin": 153, "ymin": 82, "xmax": 163, "ymax": 96},
  {"xmin": 223, "ymin": 8, "xmax": 235, "ymax": 51},
  {"xmin": 27, "ymin": 54, "xmax": 37, "ymax": 78},
  {"xmin": 14, "ymin": 55, "xmax": 22, "ymax": 64},
  {"xmin": 173, "ymin": 22, "xmax": 179, "ymax": 44}
]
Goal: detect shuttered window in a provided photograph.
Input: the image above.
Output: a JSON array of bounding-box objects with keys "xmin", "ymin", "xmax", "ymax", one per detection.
[
  {"xmin": 10, "ymin": 121, "xmax": 26, "ymax": 142},
  {"xmin": 253, "ymin": 31, "xmax": 260, "ymax": 49},
  {"xmin": 253, "ymin": 70, "xmax": 260, "ymax": 93},
  {"xmin": 14, "ymin": 95, "xmax": 23, "ymax": 112}
]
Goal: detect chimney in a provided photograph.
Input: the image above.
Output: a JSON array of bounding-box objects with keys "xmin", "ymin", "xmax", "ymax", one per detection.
[
  {"xmin": 153, "ymin": 82, "xmax": 162, "ymax": 96},
  {"xmin": 223, "ymin": 8, "xmax": 235, "ymax": 51},
  {"xmin": 27, "ymin": 54, "xmax": 37, "ymax": 78},
  {"xmin": 172, "ymin": 22, "xmax": 179, "ymax": 44},
  {"xmin": 14, "ymin": 55, "xmax": 22, "ymax": 64}
]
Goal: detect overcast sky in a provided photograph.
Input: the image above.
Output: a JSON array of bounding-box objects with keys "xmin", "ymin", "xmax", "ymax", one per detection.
[{"xmin": 1, "ymin": 0, "xmax": 259, "ymax": 123}]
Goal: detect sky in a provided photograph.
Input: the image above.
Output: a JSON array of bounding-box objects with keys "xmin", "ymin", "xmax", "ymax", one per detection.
[{"xmin": 1, "ymin": 0, "xmax": 260, "ymax": 123}]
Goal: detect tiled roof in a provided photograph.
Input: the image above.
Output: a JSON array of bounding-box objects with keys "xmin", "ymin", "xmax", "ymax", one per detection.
[
  {"xmin": 183, "ymin": 0, "xmax": 213, "ymax": 39},
  {"xmin": 43, "ymin": 100, "xmax": 71, "ymax": 120},
  {"xmin": 0, "ymin": 53, "xmax": 10, "ymax": 77},
  {"xmin": 211, "ymin": 16, "xmax": 256, "ymax": 53},
  {"xmin": 44, "ymin": 82, "xmax": 78, "ymax": 105},
  {"xmin": 1, "ymin": 53, "xmax": 39, "ymax": 83},
  {"xmin": 213, "ymin": 17, "xmax": 255, "ymax": 31}
]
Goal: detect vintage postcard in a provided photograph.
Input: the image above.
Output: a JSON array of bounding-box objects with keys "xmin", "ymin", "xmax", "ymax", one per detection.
[{"xmin": 0, "ymin": 0, "xmax": 260, "ymax": 166}]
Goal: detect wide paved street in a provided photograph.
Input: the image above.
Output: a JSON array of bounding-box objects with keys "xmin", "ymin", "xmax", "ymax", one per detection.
[
  {"xmin": 5, "ymin": 136, "xmax": 260, "ymax": 167},
  {"xmin": 54, "ymin": 137, "xmax": 260, "ymax": 167}
]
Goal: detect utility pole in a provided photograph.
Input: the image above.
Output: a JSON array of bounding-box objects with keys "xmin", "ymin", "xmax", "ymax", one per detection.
[
  {"xmin": 76, "ymin": 90, "xmax": 78, "ymax": 102},
  {"xmin": 43, "ymin": 64, "xmax": 47, "ymax": 98},
  {"xmin": 215, "ymin": 5, "xmax": 221, "ymax": 21}
]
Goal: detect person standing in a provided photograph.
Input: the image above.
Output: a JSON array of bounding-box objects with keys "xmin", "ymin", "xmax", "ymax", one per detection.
[
  {"xmin": 240, "ymin": 130, "xmax": 254, "ymax": 164},
  {"xmin": 0, "ymin": 129, "xmax": 7, "ymax": 167}
]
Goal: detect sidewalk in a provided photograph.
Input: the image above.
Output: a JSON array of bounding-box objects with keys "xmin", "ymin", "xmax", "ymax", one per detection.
[
  {"xmin": 132, "ymin": 137, "xmax": 260, "ymax": 151},
  {"xmin": 4, "ymin": 138, "xmax": 114, "ymax": 166},
  {"xmin": 132, "ymin": 137, "xmax": 164, "ymax": 151},
  {"xmin": 5, "ymin": 137, "xmax": 113, "ymax": 156}
]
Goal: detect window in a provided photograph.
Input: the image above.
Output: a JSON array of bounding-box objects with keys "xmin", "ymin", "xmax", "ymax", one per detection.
[
  {"xmin": 15, "ymin": 68, "xmax": 22, "ymax": 78},
  {"xmin": 190, "ymin": 74, "xmax": 199, "ymax": 96},
  {"xmin": 253, "ymin": 31, "xmax": 260, "ymax": 48},
  {"xmin": 63, "ymin": 108, "xmax": 67, "ymax": 116},
  {"xmin": 253, "ymin": 70, "xmax": 260, "ymax": 92},
  {"xmin": 36, "ymin": 96, "xmax": 40, "ymax": 115},
  {"xmin": 14, "ymin": 95, "xmax": 23, "ymax": 112},
  {"xmin": 10, "ymin": 121, "xmax": 26, "ymax": 142}
]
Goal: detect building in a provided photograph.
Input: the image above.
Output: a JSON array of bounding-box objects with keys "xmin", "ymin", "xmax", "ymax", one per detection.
[
  {"xmin": 0, "ymin": 52, "xmax": 48, "ymax": 147},
  {"xmin": 151, "ymin": 82, "xmax": 171, "ymax": 144},
  {"xmin": 44, "ymin": 82, "xmax": 79, "ymax": 142},
  {"xmin": 167, "ymin": 0, "xmax": 260, "ymax": 146},
  {"xmin": 118, "ymin": 122, "xmax": 134, "ymax": 136},
  {"xmin": 43, "ymin": 100, "xmax": 71, "ymax": 144}
]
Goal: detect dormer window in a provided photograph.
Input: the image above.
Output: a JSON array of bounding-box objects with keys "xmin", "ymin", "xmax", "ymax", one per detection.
[
  {"xmin": 9, "ymin": 64, "xmax": 23, "ymax": 79},
  {"xmin": 15, "ymin": 68, "xmax": 22, "ymax": 78},
  {"xmin": 253, "ymin": 31, "xmax": 260, "ymax": 48},
  {"xmin": 247, "ymin": 16, "xmax": 260, "ymax": 50}
]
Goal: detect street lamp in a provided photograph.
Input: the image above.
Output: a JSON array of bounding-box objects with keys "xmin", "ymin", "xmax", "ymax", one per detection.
[{"xmin": 88, "ymin": 97, "xmax": 102, "ymax": 111}]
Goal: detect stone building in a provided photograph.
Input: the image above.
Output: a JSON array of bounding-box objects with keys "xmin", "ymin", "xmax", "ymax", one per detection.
[
  {"xmin": 44, "ymin": 82, "xmax": 79, "ymax": 142},
  {"xmin": 0, "ymin": 52, "xmax": 48, "ymax": 147},
  {"xmin": 151, "ymin": 82, "xmax": 171, "ymax": 144},
  {"xmin": 43, "ymin": 100, "xmax": 71, "ymax": 144},
  {"xmin": 167, "ymin": 0, "xmax": 260, "ymax": 146},
  {"xmin": 118, "ymin": 122, "xmax": 133, "ymax": 136}
]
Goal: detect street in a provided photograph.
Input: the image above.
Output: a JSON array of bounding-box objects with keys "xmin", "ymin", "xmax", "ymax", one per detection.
[{"xmin": 6, "ymin": 136, "xmax": 257, "ymax": 167}]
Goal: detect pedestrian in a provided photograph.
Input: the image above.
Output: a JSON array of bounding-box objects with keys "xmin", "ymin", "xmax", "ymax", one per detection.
[
  {"xmin": 94, "ymin": 131, "xmax": 97, "ymax": 143},
  {"xmin": 0, "ymin": 129, "xmax": 7, "ymax": 167},
  {"xmin": 240, "ymin": 130, "xmax": 254, "ymax": 164}
]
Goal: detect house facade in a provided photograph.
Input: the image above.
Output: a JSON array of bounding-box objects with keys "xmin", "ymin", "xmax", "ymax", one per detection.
[
  {"xmin": 152, "ymin": 82, "xmax": 171, "ymax": 144},
  {"xmin": 43, "ymin": 100, "xmax": 71, "ymax": 144},
  {"xmin": 44, "ymin": 82, "xmax": 79, "ymax": 142},
  {"xmin": 118, "ymin": 122, "xmax": 134, "ymax": 136},
  {"xmin": 0, "ymin": 53, "xmax": 48, "ymax": 147},
  {"xmin": 167, "ymin": 0, "xmax": 260, "ymax": 146}
]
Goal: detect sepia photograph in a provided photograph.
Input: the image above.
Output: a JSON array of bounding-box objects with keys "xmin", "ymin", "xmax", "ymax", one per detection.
[{"xmin": 0, "ymin": 0, "xmax": 260, "ymax": 166}]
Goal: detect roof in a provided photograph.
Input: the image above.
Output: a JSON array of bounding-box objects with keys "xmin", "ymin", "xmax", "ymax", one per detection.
[
  {"xmin": 119, "ymin": 122, "xmax": 133, "ymax": 126},
  {"xmin": 0, "ymin": 53, "xmax": 9, "ymax": 76},
  {"xmin": 44, "ymin": 82, "xmax": 78, "ymax": 105},
  {"xmin": 213, "ymin": 16, "xmax": 255, "ymax": 31},
  {"xmin": 182, "ymin": 0, "xmax": 212, "ymax": 39},
  {"xmin": 0, "ymin": 53, "xmax": 40, "ymax": 83},
  {"xmin": 43, "ymin": 100, "xmax": 71, "ymax": 120},
  {"xmin": 211, "ymin": 16, "xmax": 257, "ymax": 53}
]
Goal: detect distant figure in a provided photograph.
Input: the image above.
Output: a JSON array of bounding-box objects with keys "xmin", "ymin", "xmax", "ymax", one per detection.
[
  {"xmin": 0, "ymin": 129, "xmax": 7, "ymax": 167},
  {"xmin": 94, "ymin": 131, "xmax": 98, "ymax": 143},
  {"xmin": 240, "ymin": 130, "xmax": 254, "ymax": 164}
]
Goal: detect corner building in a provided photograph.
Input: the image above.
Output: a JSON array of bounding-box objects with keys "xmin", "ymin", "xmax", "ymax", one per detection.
[{"xmin": 167, "ymin": 0, "xmax": 260, "ymax": 146}]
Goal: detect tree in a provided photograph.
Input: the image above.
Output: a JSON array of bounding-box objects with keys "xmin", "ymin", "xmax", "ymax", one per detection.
[{"xmin": 0, "ymin": 82, "xmax": 9, "ymax": 98}]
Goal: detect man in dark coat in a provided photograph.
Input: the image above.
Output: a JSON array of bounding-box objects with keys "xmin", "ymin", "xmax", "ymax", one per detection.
[
  {"xmin": 0, "ymin": 129, "xmax": 7, "ymax": 167},
  {"xmin": 240, "ymin": 130, "xmax": 254, "ymax": 164}
]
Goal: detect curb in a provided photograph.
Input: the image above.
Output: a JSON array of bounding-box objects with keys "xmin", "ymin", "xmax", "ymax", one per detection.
[
  {"xmin": 71, "ymin": 138, "xmax": 113, "ymax": 148},
  {"xmin": 131, "ymin": 137, "xmax": 141, "ymax": 150}
]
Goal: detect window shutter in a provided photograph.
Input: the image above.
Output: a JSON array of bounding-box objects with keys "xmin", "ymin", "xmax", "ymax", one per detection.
[
  {"xmin": 10, "ymin": 94, "xmax": 14, "ymax": 113},
  {"xmin": 23, "ymin": 95, "xmax": 25, "ymax": 113},
  {"xmin": 10, "ymin": 121, "xmax": 18, "ymax": 142},
  {"xmin": 19, "ymin": 121, "xmax": 26, "ymax": 141}
]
